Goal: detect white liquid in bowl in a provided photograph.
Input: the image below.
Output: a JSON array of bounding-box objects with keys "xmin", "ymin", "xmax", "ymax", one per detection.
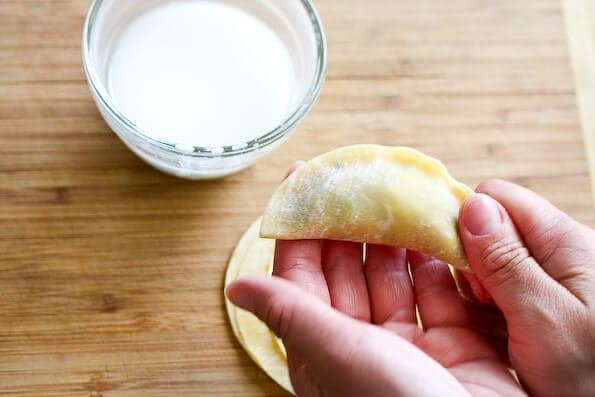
[{"xmin": 106, "ymin": 0, "xmax": 299, "ymax": 148}]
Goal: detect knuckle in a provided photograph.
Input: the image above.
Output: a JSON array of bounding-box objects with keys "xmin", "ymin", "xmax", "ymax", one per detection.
[
  {"xmin": 480, "ymin": 237, "xmax": 532, "ymax": 284},
  {"xmin": 417, "ymin": 257, "xmax": 448, "ymax": 280},
  {"xmin": 524, "ymin": 211, "xmax": 570, "ymax": 263},
  {"xmin": 476, "ymin": 179, "xmax": 507, "ymax": 194},
  {"xmin": 276, "ymin": 254, "xmax": 316, "ymax": 273},
  {"xmin": 263, "ymin": 294, "xmax": 295, "ymax": 341}
]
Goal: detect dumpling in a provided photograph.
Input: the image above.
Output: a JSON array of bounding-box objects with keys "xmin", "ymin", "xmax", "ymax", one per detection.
[{"xmin": 260, "ymin": 145, "xmax": 474, "ymax": 271}]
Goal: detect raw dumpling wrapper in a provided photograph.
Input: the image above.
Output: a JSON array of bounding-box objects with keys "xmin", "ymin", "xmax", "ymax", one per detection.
[
  {"xmin": 225, "ymin": 219, "xmax": 294, "ymax": 394},
  {"xmin": 260, "ymin": 145, "xmax": 474, "ymax": 271}
]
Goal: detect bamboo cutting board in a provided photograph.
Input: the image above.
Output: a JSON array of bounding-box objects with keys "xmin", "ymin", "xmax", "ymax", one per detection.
[{"xmin": 0, "ymin": 1, "xmax": 593, "ymax": 396}]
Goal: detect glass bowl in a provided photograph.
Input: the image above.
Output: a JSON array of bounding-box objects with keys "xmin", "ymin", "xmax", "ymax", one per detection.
[{"xmin": 82, "ymin": 0, "xmax": 327, "ymax": 179}]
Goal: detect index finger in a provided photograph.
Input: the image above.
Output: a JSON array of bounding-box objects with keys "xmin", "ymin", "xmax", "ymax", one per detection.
[
  {"xmin": 272, "ymin": 162, "xmax": 330, "ymax": 303},
  {"xmin": 273, "ymin": 239, "xmax": 330, "ymax": 303}
]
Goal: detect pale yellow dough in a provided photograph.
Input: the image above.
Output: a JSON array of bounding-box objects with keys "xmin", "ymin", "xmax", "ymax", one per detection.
[
  {"xmin": 224, "ymin": 219, "xmax": 294, "ymax": 394},
  {"xmin": 260, "ymin": 145, "xmax": 474, "ymax": 271}
]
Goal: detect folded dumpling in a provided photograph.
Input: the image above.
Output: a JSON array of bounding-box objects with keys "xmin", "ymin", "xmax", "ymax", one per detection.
[{"xmin": 260, "ymin": 145, "xmax": 474, "ymax": 271}]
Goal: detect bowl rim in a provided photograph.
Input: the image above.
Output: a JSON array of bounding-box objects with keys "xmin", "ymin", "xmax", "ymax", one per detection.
[{"xmin": 82, "ymin": 0, "xmax": 328, "ymax": 158}]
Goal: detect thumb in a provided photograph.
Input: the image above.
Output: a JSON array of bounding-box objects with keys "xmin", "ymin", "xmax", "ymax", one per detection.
[
  {"xmin": 227, "ymin": 275, "xmax": 376, "ymax": 395},
  {"xmin": 458, "ymin": 194, "xmax": 567, "ymax": 325},
  {"xmin": 227, "ymin": 275, "xmax": 362, "ymax": 362},
  {"xmin": 227, "ymin": 276, "xmax": 468, "ymax": 397}
]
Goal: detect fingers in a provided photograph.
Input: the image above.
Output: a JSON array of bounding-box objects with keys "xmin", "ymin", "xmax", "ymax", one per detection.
[
  {"xmin": 227, "ymin": 276, "xmax": 470, "ymax": 397},
  {"xmin": 477, "ymin": 180, "xmax": 595, "ymax": 302},
  {"xmin": 458, "ymin": 193, "xmax": 576, "ymax": 324},
  {"xmin": 273, "ymin": 240, "xmax": 330, "ymax": 304},
  {"xmin": 227, "ymin": 276, "xmax": 369, "ymax": 378},
  {"xmin": 226, "ymin": 276, "xmax": 361, "ymax": 366},
  {"xmin": 321, "ymin": 241, "xmax": 370, "ymax": 321},
  {"xmin": 476, "ymin": 180, "xmax": 576, "ymax": 264},
  {"xmin": 276, "ymin": 160, "xmax": 330, "ymax": 394},
  {"xmin": 226, "ymin": 277, "xmax": 362, "ymax": 393},
  {"xmin": 273, "ymin": 161, "xmax": 331, "ymax": 303},
  {"xmin": 364, "ymin": 245, "xmax": 416, "ymax": 324},
  {"xmin": 409, "ymin": 251, "xmax": 471, "ymax": 329}
]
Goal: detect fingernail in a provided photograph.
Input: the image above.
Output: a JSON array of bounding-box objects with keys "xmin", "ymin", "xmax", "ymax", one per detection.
[
  {"xmin": 463, "ymin": 194, "xmax": 502, "ymax": 236},
  {"xmin": 226, "ymin": 282, "xmax": 253, "ymax": 311}
]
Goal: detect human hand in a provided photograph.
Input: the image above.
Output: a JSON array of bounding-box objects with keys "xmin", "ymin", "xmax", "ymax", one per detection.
[
  {"xmin": 457, "ymin": 180, "xmax": 595, "ymax": 397},
  {"xmin": 227, "ymin": 241, "xmax": 526, "ymax": 396},
  {"xmin": 227, "ymin": 172, "xmax": 595, "ymax": 397},
  {"xmin": 227, "ymin": 165, "xmax": 528, "ymax": 397}
]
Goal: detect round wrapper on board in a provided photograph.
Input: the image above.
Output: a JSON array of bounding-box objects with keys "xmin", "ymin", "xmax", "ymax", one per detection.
[{"xmin": 224, "ymin": 219, "xmax": 293, "ymax": 394}]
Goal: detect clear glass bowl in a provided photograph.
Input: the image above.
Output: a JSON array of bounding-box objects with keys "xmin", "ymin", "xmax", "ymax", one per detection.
[{"xmin": 82, "ymin": 0, "xmax": 327, "ymax": 179}]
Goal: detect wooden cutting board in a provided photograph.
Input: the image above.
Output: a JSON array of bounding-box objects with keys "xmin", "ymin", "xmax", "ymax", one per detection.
[{"xmin": 0, "ymin": 0, "xmax": 593, "ymax": 396}]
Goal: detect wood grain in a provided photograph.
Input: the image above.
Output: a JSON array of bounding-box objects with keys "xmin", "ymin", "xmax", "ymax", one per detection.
[{"xmin": 0, "ymin": 0, "xmax": 593, "ymax": 396}]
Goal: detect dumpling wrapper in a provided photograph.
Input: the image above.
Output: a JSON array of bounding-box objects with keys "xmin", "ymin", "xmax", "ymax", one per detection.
[
  {"xmin": 260, "ymin": 145, "xmax": 474, "ymax": 271},
  {"xmin": 224, "ymin": 219, "xmax": 294, "ymax": 395}
]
